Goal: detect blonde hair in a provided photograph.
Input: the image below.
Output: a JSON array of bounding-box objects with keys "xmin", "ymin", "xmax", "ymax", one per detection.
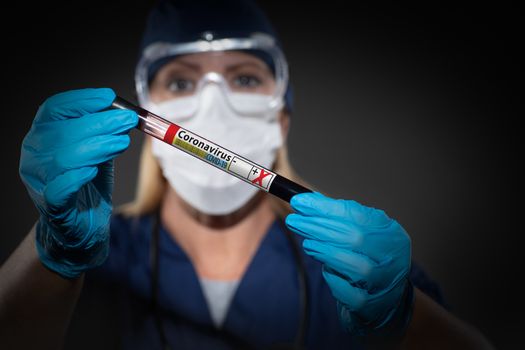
[{"xmin": 116, "ymin": 136, "xmax": 313, "ymax": 219}]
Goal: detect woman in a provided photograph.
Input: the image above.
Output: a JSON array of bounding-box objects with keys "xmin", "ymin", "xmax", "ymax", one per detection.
[{"xmin": 1, "ymin": 0, "xmax": 493, "ymax": 349}]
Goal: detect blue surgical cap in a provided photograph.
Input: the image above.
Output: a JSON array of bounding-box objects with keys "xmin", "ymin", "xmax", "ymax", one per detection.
[{"xmin": 139, "ymin": 0, "xmax": 294, "ymax": 113}]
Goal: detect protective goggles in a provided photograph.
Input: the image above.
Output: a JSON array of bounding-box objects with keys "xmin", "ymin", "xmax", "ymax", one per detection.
[{"xmin": 135, "ymin": 32, "xmax": 288, "ymax": 114}]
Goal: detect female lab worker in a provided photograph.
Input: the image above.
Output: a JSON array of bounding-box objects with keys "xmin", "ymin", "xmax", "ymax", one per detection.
[{"xmin": 1, "ymin": 0, "xmax": 493, "ymax": 349}]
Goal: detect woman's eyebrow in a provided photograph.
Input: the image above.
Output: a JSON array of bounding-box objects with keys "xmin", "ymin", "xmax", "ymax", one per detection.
[
  {"xmin": 168, "ymin": 59, "xmax": 201, "ymax": 72},
  {"xmin": 226, "ymin": 61, "xmax": 270, "ymax": 72}
]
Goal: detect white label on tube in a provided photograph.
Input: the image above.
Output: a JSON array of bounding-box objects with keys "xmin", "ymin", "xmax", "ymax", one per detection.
[{"xmin": 164, "ymin": 125, "xmax": 276, "ymax": 191}]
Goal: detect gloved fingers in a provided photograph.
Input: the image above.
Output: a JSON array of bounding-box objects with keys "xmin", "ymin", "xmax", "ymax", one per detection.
[
  {"xmin": 286, "ymin": 213, "xmax": 409, "ymax": 263},
  {"xmin": 290, "ymin": 192, "xmax": 393, "ymax": 227},
  {"xmin": 64, "ymin": 187, "xmax": 113, "ymax": 243},
  {"xmin": 307, "ymin": 238, "xmax": 409, "ymax": 292},
  {"xmin": 322, "ymin": 265, "xmax": 397, "ymax": 318},
  {"xmin": 19, "ymin": 146, "xmax": 48, "ymax": 193},
  {"xmin": 358, "ymin": 222, "xmax": 412, "ymax": 263},
  {"xmin": 43, "ymin": 166, "xmax": 99, "ymax": 218},
  {"xmin": 327, "ymin": 266, "xmax": 411, "ymax": 331},
  {"xmin": 302, "ymin": 239, "xmax": 382, "ymax": 289},
  {"xmin": 34, "ymin": 88, "xmax": 116, "ymax": 123},
  {"xmin": 45, "ymin": 135, "xmax": 130, "ymax": 182},
  {"xmin": 64, "ymin": 109, "xmax": 137, "ymax": 139},
  {"xmin": 321, "ymin": 265, "xmax": 370, "ymax": 313},
  {"xmin": 24, "ymin": 109, "xmax": 138, "ymax": 150},
  {"xmin": 286, "ymin": 213, "xmax": 363, "ymax": 246},
  {"xmin": 91, "ymin": 160, "xmax": 114, "ymax": 203}
]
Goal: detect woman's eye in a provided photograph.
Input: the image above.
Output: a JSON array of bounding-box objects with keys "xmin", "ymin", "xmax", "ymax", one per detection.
[
  {"xmin": 167, "ymin": 79, "xmax": 195, "ymax": 93},
  {"xmin": 233, "ymin": 75, "xmax": 261, "ymax": 88}
]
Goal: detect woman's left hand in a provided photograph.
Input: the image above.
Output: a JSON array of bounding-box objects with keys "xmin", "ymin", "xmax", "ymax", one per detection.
[{"xmin": 285, "ymin": 192, "xmax": 413, "ymax": 336}]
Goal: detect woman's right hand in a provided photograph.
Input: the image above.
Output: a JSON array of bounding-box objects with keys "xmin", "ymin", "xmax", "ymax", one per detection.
[{"xmin": 19, "ymin": 88, "xmax": 138, "ymax": 279}]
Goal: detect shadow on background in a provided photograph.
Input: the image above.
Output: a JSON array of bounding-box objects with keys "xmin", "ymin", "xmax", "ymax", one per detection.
[{"xmin": 1, "ymin": 1, "xmax": 520, "ymax": 348}]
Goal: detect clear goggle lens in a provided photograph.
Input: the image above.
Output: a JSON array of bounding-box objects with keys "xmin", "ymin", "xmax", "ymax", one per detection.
[{"xmin": 135, "ymin": 33, "xmax": 288, "ymax": 115}]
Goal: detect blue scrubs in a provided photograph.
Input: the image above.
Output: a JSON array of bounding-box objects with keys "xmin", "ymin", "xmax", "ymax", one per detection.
[{"xmin": 89, "ymin": 213, "xmax": 444, "ymax": 349}]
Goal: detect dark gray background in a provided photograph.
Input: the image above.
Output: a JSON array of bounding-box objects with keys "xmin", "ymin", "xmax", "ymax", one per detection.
[{"xmin": 1, "ymin": 1, "xmax": 520, "ymax": 348}]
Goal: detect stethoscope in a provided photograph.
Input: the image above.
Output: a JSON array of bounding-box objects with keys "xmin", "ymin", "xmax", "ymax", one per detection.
[{"xmin": 149, "ymin": 207, "xmax": 310, "ymax": 350}]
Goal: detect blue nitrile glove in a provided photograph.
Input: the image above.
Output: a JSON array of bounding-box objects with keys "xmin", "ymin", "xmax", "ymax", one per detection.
[
  {"xmin": 285, "ymin": 192, "xmax": 413, "ymax": 337},
  {"xmin": 19, "ymin": 88, "xmax": 138, "ymax": 279}
]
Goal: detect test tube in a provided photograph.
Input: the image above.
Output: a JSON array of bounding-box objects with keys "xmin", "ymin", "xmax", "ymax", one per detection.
[{"xmin": 111, "ymin": 96, "xmax": 311, "ymax": 203}]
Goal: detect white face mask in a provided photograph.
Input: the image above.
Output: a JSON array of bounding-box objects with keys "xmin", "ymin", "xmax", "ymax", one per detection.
[{"xmin": 149, "ymin": 84, "xmax": 283, "ymax": 215}]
